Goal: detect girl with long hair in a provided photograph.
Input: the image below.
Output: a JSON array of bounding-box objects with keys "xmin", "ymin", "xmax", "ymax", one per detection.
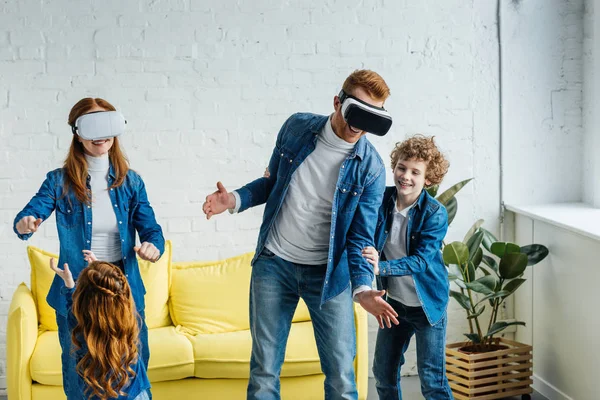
[
  {"xmin": 14, "ymin": 98, "xmax": 164, "ymax": 399},
  {"xmin": 50, "ymin": 256, "xmax": 150, "ymax": 400}
]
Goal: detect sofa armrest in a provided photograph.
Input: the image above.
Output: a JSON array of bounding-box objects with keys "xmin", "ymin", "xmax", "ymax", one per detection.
[
  {"xmin": 353, "ymin": 303, "xmax": 368, "ymax": 400},
  {"xmin": 7, "ymin": 283, "xmax": 38, "ymax": 400}
]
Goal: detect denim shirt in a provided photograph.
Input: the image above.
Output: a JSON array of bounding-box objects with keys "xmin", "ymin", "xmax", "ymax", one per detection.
[
  {"xmin": 375, "ymin": 188, "xmax": 449, "ymax": 325},
  {"xmin": 62, "ymin": 286, "xmax": 151, "ymax": 399},
  {"xmin": 14, "ymin": 165, "xmax": 165, "ymax": 316},
  {"xmin": 236, "ymin": 112, "xmax": 386, "ymax": 305}
]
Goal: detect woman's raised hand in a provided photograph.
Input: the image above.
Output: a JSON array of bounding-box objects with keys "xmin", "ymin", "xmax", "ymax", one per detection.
[{"xmin": 16, "ymin": 216, "xmax": 42, "ymax": 235}]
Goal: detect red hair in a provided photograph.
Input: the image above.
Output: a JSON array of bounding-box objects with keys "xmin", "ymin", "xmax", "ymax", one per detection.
[
  {"xmin": 64, "ymin": 98, "xmax": 129, "ymax": 203},
  {"xmin": 71, "ymin": 261, "xmax": 140, "ymax": 399}
]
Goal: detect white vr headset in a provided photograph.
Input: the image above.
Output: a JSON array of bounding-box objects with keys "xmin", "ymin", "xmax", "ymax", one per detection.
[
  {"xmin": 339, "ymin": 90, "xmax": 392, "ymax": 136},
  {"xmin": 71, "ymin": 111, "xmax": 126, "ymax": 140}
]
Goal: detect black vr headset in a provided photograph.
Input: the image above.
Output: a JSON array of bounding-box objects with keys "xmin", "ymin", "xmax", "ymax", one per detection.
[
  {"xmin": 338, "ymin": 89, "xmax": 392, "ymax": 136},
  {"xmin": 71, "ymin": 111, "xmax": 127, "ymax": 140}
]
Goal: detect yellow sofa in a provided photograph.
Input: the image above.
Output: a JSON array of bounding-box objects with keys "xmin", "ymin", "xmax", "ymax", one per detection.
[{"xmin": 7, "ymin": 241, "xmax": 369, "ymax": 400}]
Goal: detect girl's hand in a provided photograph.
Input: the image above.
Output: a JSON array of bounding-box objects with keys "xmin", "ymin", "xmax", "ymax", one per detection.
[
  {"xmin": 50, "ymin": 258, "xmax": 75, "ymax": 289},
  {"xmin": 362, "ymin": 246, "xmax": 380, "ymax": 275},
  {"xmin": 82, "ymin": 250, "xmax": 97, "ymax": 263}
]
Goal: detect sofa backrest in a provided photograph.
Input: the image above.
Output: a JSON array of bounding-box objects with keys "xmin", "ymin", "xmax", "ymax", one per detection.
[
  {"xmin": 169, "ymin": 252, "xmax": 312, "ymax": 335},
  {"xmin": 26, "ymin": 240, "xmax": 173, "ymax": 331}
]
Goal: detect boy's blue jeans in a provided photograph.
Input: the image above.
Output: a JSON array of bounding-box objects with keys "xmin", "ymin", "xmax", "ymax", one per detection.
[
  {"xmin": 373, "ymin": 298, "xmax": 453, "ymax": 400},
  {"xmin": 247, "ymin": 249, "xmax": 358, "ymax": 400}
]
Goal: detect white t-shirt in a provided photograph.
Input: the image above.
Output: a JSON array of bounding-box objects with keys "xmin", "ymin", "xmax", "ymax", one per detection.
[
  {"xmin": 383, "ymin": 200, "xmax": 421, "ymax": 307},
  {"xmin": 85, "ymin": 154, "xmax": 122, "ymax": 262}
]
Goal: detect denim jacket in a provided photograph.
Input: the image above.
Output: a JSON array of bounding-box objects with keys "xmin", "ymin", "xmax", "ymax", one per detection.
[
  {"xmin": 236, "ymin": 112, "xmax": 386, "ymax": 305},
  {"xmin": 375, "ymin": 187, "xmax": 449, "ymax": 325},
  {"xmin": 62, "ymin": 286, "xmax": 151, "ymax": 399},
  {"xmin": 14, "ymin": 166, "xmax": 165, "ymax": 316}
]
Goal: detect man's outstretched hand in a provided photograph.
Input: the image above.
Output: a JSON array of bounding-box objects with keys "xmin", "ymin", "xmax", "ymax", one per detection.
[
  {"xmin": 202, "ymin": 182, "xmax": 236, "ymax": 220},
  {"xmin": 356, "ymin": 289, "xmax": 399, "ymax": 329}
]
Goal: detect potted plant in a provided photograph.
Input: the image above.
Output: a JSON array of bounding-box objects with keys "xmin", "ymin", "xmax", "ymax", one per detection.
[{"xmin": 430, "ymin": 180, "xmax": 549, "ymax": 400}]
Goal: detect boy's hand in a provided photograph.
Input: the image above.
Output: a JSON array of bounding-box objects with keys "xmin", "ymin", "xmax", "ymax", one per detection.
[
  {"xmin": 356, "ymin": 289, "xmax": 399, "ymax": 329},
  {"xmin": 202, "ymin": 181, "xmax": 236, "ymax": 219},
  {"xmin": 16, "ymin": 216, "xmax": 42, "ymax": 235},
  {"xmin": 134, "ymin": 242, "xmax": 160, "ymax": 262},
  {"xmin": 362, "ymin": 246, "xmax": 379, "ymax": 275},
  {"xmin": 50, "ymin": 258, "xmax": 75, "ymax": 289},
  {"xmin": 82, "ymin": 250, "xmax": 97, "ymax": 263}
]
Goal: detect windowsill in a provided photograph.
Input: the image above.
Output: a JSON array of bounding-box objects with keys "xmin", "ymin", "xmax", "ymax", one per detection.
[{"xmin": 504, "ymin": 202, "xmax": 600, "ymax": 242}]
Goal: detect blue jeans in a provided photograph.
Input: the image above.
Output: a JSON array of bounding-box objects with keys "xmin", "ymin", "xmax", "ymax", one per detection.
[
  {"xmin": 373, "ymin": 298, "xmax": 452, "ymax": 400},
  {"xmin": 247, "ymin": 249, "xmax": 358, "ymax": 400},
  {"xmin": 56, "ymin": 310, "xmax": 150, "ymax": 399}
]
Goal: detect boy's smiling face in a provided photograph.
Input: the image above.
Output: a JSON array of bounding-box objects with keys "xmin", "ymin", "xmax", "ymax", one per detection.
[{"xmin": 394, "ymin": 158, "xmax": 431, "ymax": 204}]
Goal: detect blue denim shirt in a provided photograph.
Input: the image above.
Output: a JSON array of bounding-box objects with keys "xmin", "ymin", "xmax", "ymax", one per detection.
[
  {"xmin": 236, "ymin": 112, "xmax": 386, "ymax": 305},
  {"xmin": 375, "ymin": 187, "xmax": 449, "ymax": 325},
  {"xmin": 62, "ymin": 286, "xmax": 151, "ymax": 400},
  {"xmin": 14, "ymin": 166, "xmax": 165, "ymax": 316}
]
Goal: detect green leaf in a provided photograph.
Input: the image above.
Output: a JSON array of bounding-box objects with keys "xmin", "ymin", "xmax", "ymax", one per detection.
[
  {"xmin": 450, "ymin": 290, "xmax": 472, "ymax": 311},
  {"xmin": 467, "ymin": 305, "xmax": 485, "ymax": 319},
  {"xmin": 466, "ymin": 231, "xmax": 484, "ymax": 260},
  {"xmin": 499, "ymin": 253, "xmax": 528, "ymax": 279},
  {"xmin": 465, "ymin": 276, "xmax": 497, "ymax": 295},
  {"xmin": 443, "ymin": 242, "xmax": 469, "ymax": 265},
  {"xmin": 482, "ymin": 254, "xmax": 498, "ymax": 273},
  {"xmin": 463, "ymin": 262, "xmax": 476, "ymax": 283},
  {"xmin": 446, "ymin": 196, "xmax": 458, "ymax": 226},
  {"xmin": 502, "ymin": 278, "xmax": 526, "ymax": 295},
  {"xmin": 520, "ymin": 244, "xmax": 549, "ymax": 266},
  {"xmin": 485, "ymin": 321, "xmax": 526, "ymax": 338},
  {"xmin": 463, "ymin": 219, "xmax": 484, "ymax": 243},
  {"xmin": 436, "ymin": 178, "xmax": 473, "ymax": 205},
  {"xmin": 490, "ymin": 242, "xmax": 521, "ymax": 258},
  {"xmin": 476, "ymin": 290, "xmax": 510, "ymax": 306},
  {"xmin": 480, "ymin": 228, "xmax": 498, "ymax": 252},
  {"xmin": 471, "ymin": 247, "xmax": 483, "ymax": 268},
  {"xmin": 426, "ymin": 185, "xmax": 439, "ymax": 198},
  {"xmin": 464, "ymin": 333, "xmax": 482, "ymax": 343}
]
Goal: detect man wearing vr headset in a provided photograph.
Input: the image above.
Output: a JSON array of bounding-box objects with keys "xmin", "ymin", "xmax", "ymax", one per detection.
[
  {"xmin": 14, "ymin": 98, "xmax": 164, "ymax": 400},
  {"xmin": 203, "ymin": 70, "xmax": 397, "ymax": 399}
]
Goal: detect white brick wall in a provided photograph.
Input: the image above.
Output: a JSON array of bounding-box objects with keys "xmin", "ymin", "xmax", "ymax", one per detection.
[{"xmin": 0, "ymin": 0, "xmax": 583, "ymax": 390}]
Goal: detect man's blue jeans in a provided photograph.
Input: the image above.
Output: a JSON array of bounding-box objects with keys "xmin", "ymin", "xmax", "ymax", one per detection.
[
  {"xmin": 247, "ymin": 249, "xmax": 358, "ymax": 400},
  {"xmin": 56, "ymin": 310, "xmax": 150, "ymax": 399},
  {"xmin": 373, "ymin": 298, "xmax": 453, "ymax": 400}
]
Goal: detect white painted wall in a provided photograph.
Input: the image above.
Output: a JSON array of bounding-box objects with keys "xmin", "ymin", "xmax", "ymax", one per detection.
[
  {"xmin": 513, "ymin": 212, "xmax": 599, "ymax": 400},
  {"xmin": 0, "ymin": 0, "xmax": 586, "ymax": 393},
  {"xmin": 502, "ymin": 0, "xmax": 584, "ymax": 206}
]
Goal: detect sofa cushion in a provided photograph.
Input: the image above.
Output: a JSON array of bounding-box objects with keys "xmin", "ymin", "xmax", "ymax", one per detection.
[
  {"xmin": 27, "ymin": 246, "xmax": 59, "ymax": 332},
  {"xmin": 26, "ymin": 241, "xmax": 172, "ymax": 332},
  {"xmin": 170, "ymin": 253, "xmax": 311, "ymax": 335},
  {"xmin": 192, "ymin": 320, "xmax": 321, "ymax": 379},
  {"xmin": 139, "ymin": 240, "xmax": 172, "ymax": 329},
  {"xmin": 30, "ymin": 326, "xmax": 195, "ymax": 386}
]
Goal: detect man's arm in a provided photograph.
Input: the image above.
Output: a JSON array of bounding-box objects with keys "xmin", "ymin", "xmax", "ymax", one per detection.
[
  {"xmin": 234, "ymin": 115, "xmax": 293, "ymax": 213},
  {"xmin": 203, "ymin": 115, "xmax": 293, "ymax": 217},
  {"xmin": 346, "ymin": 168, "xmax": 386, "ymax": 289}
]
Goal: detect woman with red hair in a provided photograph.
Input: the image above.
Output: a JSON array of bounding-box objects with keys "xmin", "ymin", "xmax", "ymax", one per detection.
[{"xmin": 14, "ymin": 98, "xmax": 164, "ymax": 399}]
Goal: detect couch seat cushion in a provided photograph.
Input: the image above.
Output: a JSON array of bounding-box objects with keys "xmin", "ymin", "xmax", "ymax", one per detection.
[
  {"xmin": 30, "ymin": 326, "xmax": 194, "ymax": 386},
  {"xmin": 170, "ymin": 253, "xmax": 311, "ymax": 335},
  {"xmin": 192, "ymin": 321, "xmax": 321, "ymax": 379}
]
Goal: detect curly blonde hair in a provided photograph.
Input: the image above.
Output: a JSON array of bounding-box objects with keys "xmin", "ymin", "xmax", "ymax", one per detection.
[{"xmin": 390, "ymin": 135, "xmax": 449, "ymax": 186}]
